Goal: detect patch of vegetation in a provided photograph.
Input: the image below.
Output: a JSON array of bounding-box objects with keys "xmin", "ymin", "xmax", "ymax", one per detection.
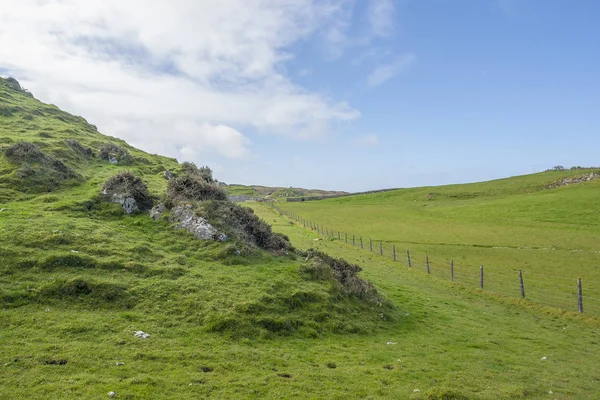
[
  {"xmin": 303, "ymin": 249, "xmax": 381, "ymax": 304},
  {"xmin": 166, "ymin": 175, "xmax": 227, "ymax": 204},
  {"xmin": 3, "ymin": 141, "xmax": 81, "ymax": 192},
  {"xmin": 65, "ymin": 139, "xmax": 94, "ymax": 158},
  {"xmin": 199, "ymin": 200, "xmax": 292, "ymax": 251},
  {"xmin": 102, "ymin": 172, "xmax": 154, "ymax": 211},
  {"xmin": 98, "ymin": 143, "xmax": 134, "ymax": 164}
]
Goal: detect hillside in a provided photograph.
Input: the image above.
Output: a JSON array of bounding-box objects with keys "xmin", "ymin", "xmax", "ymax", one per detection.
[
  {"xmin": 0, "ymin": 78, "xmax": 391, "ymax": 398},
  {"xmin": 276, "ymin": 169, "xmax": 600, "ymax": 314},
  {"xmin": 3, "ymin": 76, "xmax": 600, "ymax": 399}
]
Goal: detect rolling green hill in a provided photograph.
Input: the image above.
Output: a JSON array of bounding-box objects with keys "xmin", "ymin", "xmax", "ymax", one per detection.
[
  {"xmin": 276, "ymin": 170, "xmax": 600, "ymax": 315},
  {"xmin": 2, "ymin": 76, "xmax": 600, "ymax": 399}
]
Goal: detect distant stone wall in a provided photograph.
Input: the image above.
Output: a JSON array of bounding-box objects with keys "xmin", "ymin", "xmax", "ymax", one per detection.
[
  {"xmin": 228, "ymin": 195, "xmax": 260, "ymax": 202},
  {"xmin": 286, "ymin": 188, "xmax": 400, "ymax": 202}
]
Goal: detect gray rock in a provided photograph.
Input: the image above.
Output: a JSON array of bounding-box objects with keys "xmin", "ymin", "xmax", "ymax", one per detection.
[
  {"xmin": 217, "ymin": 233, "xmax": 228, "ymax": 242},
  {"xmin": 103, "ymin": 190, "xmax": 139, "ymax": 214},
  {"xmin": 108, "ymin": 156, "xmax": 118, "ymax": 164},
  {"xmin": 164, "ymin": 169, "xmax": 174, "ymax": 180},
  {"xmin": 170, "ymin": 204, "xmax": 218, "ymax": 240},
  {"xmin": 149, "ymin": 203, "xmax": 165, "ymax": 220}
]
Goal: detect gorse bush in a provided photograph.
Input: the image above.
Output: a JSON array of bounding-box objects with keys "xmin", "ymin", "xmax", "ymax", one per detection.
[
  {"xmin": 181, "ymin": 161, "xmax": 215, "ymax": 182},
  {"xmin": 166, "ymin": 175, "xmax": 227, "ymax": 204},
  {"xmin": 304, "ymin": 250, "xmax": 381, "ymax": 304},
  {"xmin": 4, "ymin": 141, "xmax": 80, "ymax": 192},
  {"xmin": 200, "ymin": 200, "xmax": 292, "ymax": 252},
  {"xmin": 65, "ymin": 139, "xmax": 94, "ymax": 158},
  {"xmin": 102, "ymin": 172, "xmax": 154, "ymax": 211},
  {"xmin": 98, "ymin": 143, "xmax": 133, "ymax": 164}
]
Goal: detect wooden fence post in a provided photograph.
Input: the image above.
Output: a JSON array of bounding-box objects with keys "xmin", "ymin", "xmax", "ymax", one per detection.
[
  {"xmin": 519, "ymin": 270, "xmax": 525, "ymax": 298},
  {"xmin": 578, "ymin": 278, "xmax": 584, "ymax": 313},
  {"xmin": 407, "ymin": 250, "xmax": 411, "ymax": 267},
  {"xmin": 393, "ymin": 245, "xmax": 396, "ymax": 261},
  {"xmin": 360, "ymin": 237, "xmax": 363, "ymax": 249},
  {"xmin": 369, "ymin": 238, "xmax": 373, "ymax": 252},
  {"xmin": 380, "ymin": 242, "xmax": 383, "ymax": 256},
  {"xmin": 426, "ymin": 254, "xmax": 430, "ymax": 274},
  {"xmin": 352, "ymin": 235, "xmax": 355, "ymax": 246},
  {"xmin": 338, "ymin": 232, "xmax": 340, "ymax": 240},
  {"xmin": 480, "ymin": 265, "xmax": 484, "ymax": 289},
  {"xmin": 345, "ymin": 233, "xmax": 347, "ymax": 243},
  {"xmin": 450, "ymin": 260, "xmax": 454, "ymax": 281}
]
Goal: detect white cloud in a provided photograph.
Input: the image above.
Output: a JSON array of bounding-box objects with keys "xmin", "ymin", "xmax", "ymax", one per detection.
[
  {"xmin": 0, "ymin": 0, "xmax": 359, "ymax": 162},
  {"xmin": 367, "ymin": 54, "xmax": 416, "ymax": 87},
  {"xmin": 351, "ymin": 134, "xmax": 379, "ymax": 147},
  {"xmin": 368, "ymin": 0, "xmax": 396, "ymax": 37}
]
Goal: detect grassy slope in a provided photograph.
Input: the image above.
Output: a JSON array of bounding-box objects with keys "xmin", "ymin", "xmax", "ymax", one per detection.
[
  {"xmin": 0, "ymin": 79, "xmax": 394, "ymax": 399},
  {"xmin": 250, "ymin": 203, "xmax": 600, "ymax": 399},
  {"xmin": 277, "ymin": 172, "xmax": 600, "ymax": 314}
]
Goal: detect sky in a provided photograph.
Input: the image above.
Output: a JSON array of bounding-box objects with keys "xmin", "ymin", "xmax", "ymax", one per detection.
[{"xmin": 0, "ymin": 0, "xmax": 599, "ymax": 191}]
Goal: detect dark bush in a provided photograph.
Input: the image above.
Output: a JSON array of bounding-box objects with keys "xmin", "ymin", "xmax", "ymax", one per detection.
[
  {"xmin": 181, "ymin": 161, "xmax": 215, "ymax": 183},
  {"xmin": 102, "ymin": 172, "xmax": 154, "ymax": 211},
  {"xmin": 166, "ymin": 175, "xmax": 227, "ymax": 204},
  {"xmin": 66, "ymin": 139, "xmax": 94, "ymax": 158},
  {"xmin": 5, "ymin": 142, "xmax": 80, "ymax": 192},
  {"xmin": 304, "ymin": 250, "xmax": 381, "ymax": 304},
  {"xmin": 200, "ymin": 200, "xmax": 292, "ymax": 251},
  {"xmin": 98, "ymin": 143, "xmax": 133, "ymax": 164},
  {"xmin": 5, "ymin": 141, "xmax": 45, "ymax": 162}
]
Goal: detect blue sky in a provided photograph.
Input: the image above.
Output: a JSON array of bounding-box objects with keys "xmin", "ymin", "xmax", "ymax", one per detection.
[{"xmin": 1, "ymin": 0, "xmax": 599, "ymax": 191}]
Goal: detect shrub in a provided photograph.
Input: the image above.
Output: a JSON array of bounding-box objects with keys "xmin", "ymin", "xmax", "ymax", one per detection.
[
  {"xmin": 304, "ymin": 250, "xmax": 381, "ymax": 304},
  {"xmin": 4, "ymin": 142, "xmax": 80, "ymax": 192},
  {"xmin": 98, "ymin": 143, "xmax": 133, "ymax": 164},
  {"xmin": 102, "ymin": 172, "xmax": 154, "ymax": 211},
  {"xmin": 166, "ymin": 175, "xmax": 227, "ymax": 204},
  {"xmin": 181, "ymin": 161, "xmax": 215, "ymax": 182},
  {"xmin": 66, "ymin": 139, "xmax": 94, "ymax": 158},
  {"xmin": 200, "ymin": 200, "xmax": 292, "ymax": 251}
]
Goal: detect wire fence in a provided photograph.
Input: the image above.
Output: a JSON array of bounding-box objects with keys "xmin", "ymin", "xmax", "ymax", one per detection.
[{"xmin": 267, "ymin": 203, "xmax": 600, "ymax": 317}]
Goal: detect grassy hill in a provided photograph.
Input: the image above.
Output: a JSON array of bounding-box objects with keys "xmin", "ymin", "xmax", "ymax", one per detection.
[
  {"xmin": 2, "ymin": 76, "xmax": 600, "ymax": 399},
  {"xmin": 275, "ymin": 170, "xmax": 600, "ymax": 314},
  {"xmin": 0, "ymin": 78, "xmax": 391, "ymax": 398}
]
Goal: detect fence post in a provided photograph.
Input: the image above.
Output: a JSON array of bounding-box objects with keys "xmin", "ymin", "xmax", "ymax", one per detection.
[
  {"xmin": 380, "ymin": 242, "xmax": 383, "ymax": 256},
  {"xmin": 393, "ymin": 245, "xmax": 396, "ymax": 261},
  {"xmin": 578, "ymin": 278, "xmax": 584, "ymax": 313},
  {"xmin": 360, "ymin": 237, "xmax": 363, "ymax": 249},
  {"xmin": 480, "ymin": 265, "xmax": 484, "ymax": 289},
  {"xmin": 369, "ymin": 238, "xmax": 373, "ymax": 252},
  {"xmin": 407, "ymin": 250, "xmax": 411, "ymax": 267},
  {"xmin": 352, "ymin": 235, "xmax": 355, "ymax": 246},
  {"xmin": 338, "ymin": 232, "xmax": 340, "ymax": 240},
  {"xmin": 426, "ymin": 254, "xmax": 430, "ymax": 274},
  {"xmin": 450, "ymin": 260, "xmax": 454, "ymax": 281},
  {"xmin": 345, "ymin": 233, "xmax": 347, "ymax": 243},
  {"xmin": 519, "ymin": 270, "xmax": 525, "ymax": 298}
]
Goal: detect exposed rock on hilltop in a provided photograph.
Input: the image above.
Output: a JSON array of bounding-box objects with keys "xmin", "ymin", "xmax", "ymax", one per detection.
[{"xmin": 546, "ymin": 172, "xmax": 600, "ymax": 189}]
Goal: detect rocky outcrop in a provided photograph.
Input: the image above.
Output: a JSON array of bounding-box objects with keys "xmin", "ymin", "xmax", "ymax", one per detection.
[
  {"xmin": 546, "ymin": 172, "xmax": 600, "ymax": 189},
  {"xmin": 170, "ymin": 204, "xmax": 226, "ymax": 241},
  {"xmin": 149, "ymin": 204, "xmax": 165, "ymax": 220}
]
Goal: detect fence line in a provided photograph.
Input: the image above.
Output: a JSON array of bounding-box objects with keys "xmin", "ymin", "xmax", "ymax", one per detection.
[{"xmin": 266, "ymin": 202, "xmax": 599, "ymax": 317}]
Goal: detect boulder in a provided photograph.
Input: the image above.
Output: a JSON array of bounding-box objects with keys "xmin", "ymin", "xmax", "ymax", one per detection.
[
  {"xmin": 170, "ymin": 204, "xmax": 218, "ymax": 240},
  {"xmin": 164, "ymin": 169, "xmax": 174, "ymax": 180},
  {"xmin": 102, "ymin": 191, "xmax": 139, "ymax": 214},
  {"xmin": 149, "ymin": 203, "xmax": 165, "ymax": 220}
]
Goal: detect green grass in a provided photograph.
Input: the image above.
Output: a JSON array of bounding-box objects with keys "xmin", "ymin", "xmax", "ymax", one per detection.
[
  {"xmin": 3, "ymin": 76, "xmax": 600, "ymax": 399},
  {"xmin": 275, "ymin": 172, "xmax": 600, "ymax": 315}
]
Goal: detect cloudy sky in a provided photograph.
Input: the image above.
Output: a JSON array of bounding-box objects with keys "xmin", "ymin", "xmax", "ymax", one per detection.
[{"xmin": 1, "ymin": 0, "xmax": 599, "ymax": 191}]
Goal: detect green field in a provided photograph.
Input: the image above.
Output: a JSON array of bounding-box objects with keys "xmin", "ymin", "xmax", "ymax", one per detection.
[
  {"xmin": 275, "ymin": 173, "xmax": 600, "ymax": 315},
  {"xmin": 3, "ymin": 76, "xmax": 600, "ymax": 399}
]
